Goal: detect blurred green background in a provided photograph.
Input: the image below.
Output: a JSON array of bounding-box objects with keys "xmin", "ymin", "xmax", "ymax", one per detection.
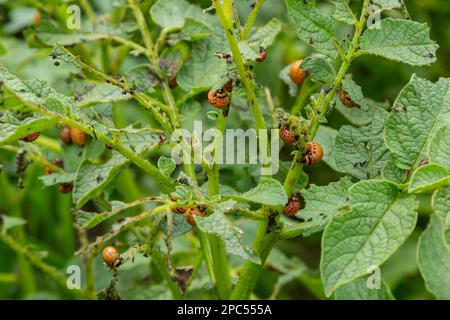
[{"xmin": 0, "ymin": 0, "xmax": 448, "ymax": 299}]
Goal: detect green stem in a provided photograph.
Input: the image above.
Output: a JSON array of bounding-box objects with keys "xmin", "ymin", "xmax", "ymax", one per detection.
[
  {"xmin": 242, "ymin": 0, "xmax": 265, "ymax": 40},
  {"xmin": 0, "ymin": 232, "xmax": 92, "ymax": 299},
  {"xmin": 208, "ymin": 235, "xmax": 232, "ymax": 299},
  {"xmin": 213, "ymin": 0, "xmax": 266, "ymax": 131},
  {"xmin": 197, "ymin": 230, "xmax": 216, "ymax": 285}
]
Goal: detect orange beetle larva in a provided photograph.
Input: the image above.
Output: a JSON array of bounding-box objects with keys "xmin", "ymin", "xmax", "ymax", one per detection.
[{"xmin": 339, "ymin": 88, "xmax": 360, "ymax": 108}]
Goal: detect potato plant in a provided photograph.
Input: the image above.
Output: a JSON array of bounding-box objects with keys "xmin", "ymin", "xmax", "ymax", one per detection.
[{"xmin": 0, "ymin": 0, "xmax": 449, "ymax": 300}]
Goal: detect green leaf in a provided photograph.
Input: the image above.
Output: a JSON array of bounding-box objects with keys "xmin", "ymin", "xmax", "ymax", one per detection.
[
  {"xmin": 385, "ymin": 75, "xmax": 450, "ymax": 170},
  {"xmin": 73, "ymin": 152, "xmax": 128, "ymax": 208},
  {"xmin": 321, "ymin": 180, "xmax": 418, "ymax": 296},
  {"xmin": 340, "ymin": 77, "xmax": 369, "ymax": 111},
  {"xmin": 177, "ymin": 33, "xmax": 227, "ymax": 91},
  {"xmin": 35, "ymin": 23, "xmax": 132, "ymax": 47},
  {"xmin": 408, "ymin": 164, "xmax": 450, "ymax": 194},
  {"xmin": 371, "ymin": 0, "xmax": 402, "ymax": 11},
  {"xmin": 298, "ymin": 177, "xmax": 353, "ymax": 236},
  {"xmin": 429, "ymin": 124, "xmax": 450, "ymax": 170},
  {"xmin": 335, "ymin": 278, "xmax": 395, "ymax": 300},
  {"xmin": 75, "ymin": 198, "xmax": 162, "ymax": 229},
  {"xmin": 0, "ymin": 112, "xmax": 58, "ymax": 145},
  {"xmin": 196, "ymin": 211, "xmax": 260, "ymax": 264},
  {"xmin": 160, "ymin": 212, "xmax": 193, "ymax": 238},
  {"xmin": 0, "ymin": 215, "xmax": 26, "ymax": 233},
  {"xmin": 333, "ymin": 0, "xmax": 355, "ymax": 25},
  {"xmin": 227, "ymin": 178, "xmax": 287, "ymax": 206},
  {"xmin": 417, "ymin": 215, "xmax": 450, "ymax": 299},
  {"xmin": 432, "ymin": 186, "xmax": 450, "ymax": 227},
  {"xmin": 301, "ymin": 55, "xmax": 336, "ymax": 85},
  {"xmin": 241, "ymin": 17, "xmax": 282, "ymax": 60},
  {"xmin": 0, "ymin": 64, "xmax": 78, "ymax": 118},
  {"xmin": 285, "ymin": 0, "xmax": 338, "ymax": 59},
  {"xmin": 335, "ymin": 110, "xmax": 389, "ymax": 179},
  {"xmin": 157, "ymin": 156, "xmax": 176, "ymax": 177},
  {"xmin": 117, "ymin": 128, "xmax": 162, "ymax": 154},
  {"xmin": 39, "ymin": 172, "xmax": 76, "ymax": 186},
  {"xmin": 359, "ymin": 18, "xmax": 438, "ymax": 66},
  {"xmin": 315, "ymin": 126, "xmax": 338, "ymax": 171}
]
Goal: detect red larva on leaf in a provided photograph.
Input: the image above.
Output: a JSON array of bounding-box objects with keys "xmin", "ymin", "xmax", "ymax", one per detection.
[
  {"xmin": 302, "ymin": 141, "xmax": 323, "ymax": 165},
  {"xmin": 284, "ymin": 194, "xmax": 301, "ymax": 216},
  {"xmin": 58, "ymin": 183, "xmax": 73, "ymax": 194},
  {"xmin": 21, "ymin": 132, "xmax": 40, "ymax": 142},
  {"xmin": 279, "ymin": 127, "xmax": 297, "ymax": 145},
  {"xmin": 339, "ymin": 88, "xmax": 360, "ymax": 108}
]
